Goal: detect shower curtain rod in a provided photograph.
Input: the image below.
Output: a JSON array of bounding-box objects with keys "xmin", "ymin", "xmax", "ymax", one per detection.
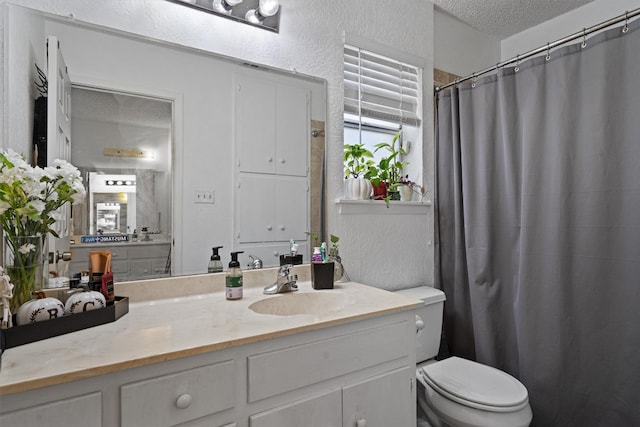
[{"xmin": 435, "ymin": 7, "xmax": 640, "ymax": 92}]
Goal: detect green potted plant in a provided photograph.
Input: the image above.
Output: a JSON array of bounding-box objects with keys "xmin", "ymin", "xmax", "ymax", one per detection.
[
  {"xmin": 344, "ymin": 143, "xmax": 374, "ymax": 200},
  {"xmin": 306, "ymin": 232, "xmax": 344, "ymax": 282},
  {"xmin": 397, "ymin": 175, "xmax": 425, "ymax": 202},
  {"xmin": 369, "ymin": 131, "xmax": 408, "ymax": 204}
]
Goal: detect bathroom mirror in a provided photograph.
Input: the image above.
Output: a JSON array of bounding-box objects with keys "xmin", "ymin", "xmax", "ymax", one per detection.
[{"xmin": 4, "ymin": 4, "xmax": 326, "ymax": 281}]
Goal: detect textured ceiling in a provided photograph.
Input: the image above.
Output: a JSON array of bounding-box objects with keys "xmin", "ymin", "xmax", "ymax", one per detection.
[{"xmin": 432, "ymin": 0, "xmax": 596, "ymax": 39}]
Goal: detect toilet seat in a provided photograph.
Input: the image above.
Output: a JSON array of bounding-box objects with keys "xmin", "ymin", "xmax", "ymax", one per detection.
[{"xmin": 420, "ymin": 357, "xmax": 529, "ymax": 412}]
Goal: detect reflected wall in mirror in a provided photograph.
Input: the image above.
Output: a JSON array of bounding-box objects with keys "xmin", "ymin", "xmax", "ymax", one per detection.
[
  {"xmin": 4, "ymin": 5, "xmax": 326, "ymax": 282},
  {"xmin": 71, "ymin": 88, "xmax": 172, "ymax": 243}
]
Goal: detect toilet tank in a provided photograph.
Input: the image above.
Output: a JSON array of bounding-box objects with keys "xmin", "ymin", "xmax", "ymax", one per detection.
[{"xmin": 394, "ymin": 286, "xmax": 446, "ymax": 363}]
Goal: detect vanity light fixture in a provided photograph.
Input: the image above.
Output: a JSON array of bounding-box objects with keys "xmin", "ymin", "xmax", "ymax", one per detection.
[
  {"xmin": 245, "ymin": 0, "xmax": 280, "ymax": 24},
  {"xmin": 103, "ymin": 147, "xmax": 155, "ymax": 159},
  {"xmin": 212, "ymin": 0, "xmax": 243, "ymax": 15},
  {"xmin": 167, "ymin": 0, "xmax": 281, "ymax": 33}
]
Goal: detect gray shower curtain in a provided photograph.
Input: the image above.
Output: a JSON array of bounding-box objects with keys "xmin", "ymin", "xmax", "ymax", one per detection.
[{"xmin": 435, "ymin": 18, "xmax": 640, "ymax": 427}]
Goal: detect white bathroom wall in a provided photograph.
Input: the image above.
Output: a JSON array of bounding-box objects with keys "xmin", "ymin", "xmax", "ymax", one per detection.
[
  {"xmin": 501, "ymin": 0, "xmax": 639, "ymax": 59},
  {"xmin": 433, "ymin": 8, "xmax": 501, "ymax": 77},
  {"xmin": 0, "ymin": 0, "xmax": 435, "ymax": 289}
]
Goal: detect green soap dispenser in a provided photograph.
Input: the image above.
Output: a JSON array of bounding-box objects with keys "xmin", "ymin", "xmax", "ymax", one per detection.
[
  {"xmin": 226, "ymin": 251, "xmax": 244, "ymax": 300},
  {"xmin": 208, "ymin": 246, "xmax": 223, "ymax": 273}
]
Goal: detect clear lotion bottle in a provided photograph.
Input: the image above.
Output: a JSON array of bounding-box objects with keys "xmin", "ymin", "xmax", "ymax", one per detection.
[{"xmin": 226, "ymin": 251, "xmax": 244, "ymax": 300}]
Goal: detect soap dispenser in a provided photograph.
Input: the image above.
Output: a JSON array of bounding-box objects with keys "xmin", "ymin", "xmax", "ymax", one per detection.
[
  {"xmin": 208, "ymin": 246, "xmax": 223, "ymax": 273},
  {"xmin": 226, "ymin": 251, "xmax": 244, "ymax": 300}
]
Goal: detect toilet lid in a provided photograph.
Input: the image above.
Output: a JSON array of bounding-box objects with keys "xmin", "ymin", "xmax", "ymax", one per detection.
[{"xmin": 421, "ymin": 357, "xmax": 529, "ymax": 412}]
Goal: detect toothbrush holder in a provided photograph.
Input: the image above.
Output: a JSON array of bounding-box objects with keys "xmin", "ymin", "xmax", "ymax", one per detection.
[{"xmin": 311, "ymin": 261, "xmax": 335, "ymax": 290}]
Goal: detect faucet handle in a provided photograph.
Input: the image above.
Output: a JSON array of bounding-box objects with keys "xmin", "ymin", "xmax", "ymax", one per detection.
[{"xmin": 278, "ymin": 264, "xmax": 293, "ymax": 276}]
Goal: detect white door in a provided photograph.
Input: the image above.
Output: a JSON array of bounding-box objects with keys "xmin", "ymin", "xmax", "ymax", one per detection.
[
  {"xmin": 46, "ymin": 35, "xmax": 72, "ymax": 276},
  {"xmin": 236, "ymin": 76, "xmax": 276, "ymax": 174},
  {"xmin": 275, "ymin": 84, "xmax": 309, "ymax": 177}
]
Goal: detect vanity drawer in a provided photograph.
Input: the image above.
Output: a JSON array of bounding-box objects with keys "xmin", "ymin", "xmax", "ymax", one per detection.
[
  {"xmin": 250, "ymin": 389, "xmax": 341, "ymax": 427},
  {"xmin": 70, "ymin": 246, "xmax": 128, "ymax": 266},
  {"xmin": 129, "ymin": 259, "xmax": 153, "ymax": 277},
  {"xmin": 247, "ymin": 320, "xmax": 409, "ymax": 402},
  {"xmin": 121, "ymin": 360, "xmax": 235, "ymax": 427},
  {"xmin": 0, "ymin": 392, "xmax": 102, "ymax": 426},
  {"xmin": 108, "ymin": 246, "xmax": 128, "ymax": 260},
  {"xmin": 111, "ymin": 259, "xmax": 129, "ymax": 275},
  {"xmin": 128, "ymin": 243, "xmax": 170, "ymax": 259}
]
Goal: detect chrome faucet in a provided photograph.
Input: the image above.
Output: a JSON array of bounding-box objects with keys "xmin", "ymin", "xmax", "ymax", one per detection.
[
  {"xmin": 263, "ymin": 264, "xmax": 298, "ymax": 294},
  {"xmin": 248, "ymin": 255, "xmax": 263, "ymax": 269}
]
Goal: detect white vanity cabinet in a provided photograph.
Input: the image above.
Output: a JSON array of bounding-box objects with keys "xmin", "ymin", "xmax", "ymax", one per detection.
[
  {"xmin": 246, "ymin": 316, "xmax": 415, "ymax": 427},
  {"xmin": 0, "ymin": 353, "xmax": 239, "ymax": 427},
  {"xmin": 0, "ymin": 310, "xmax": 416, "ymax": 427},
  {"xmin": 249, "ymin": 368, "xmax": 413, "ymax": 427},
  {"xmin": 69, "ymin": 241, "xmax": 171, "ymax": 281}
]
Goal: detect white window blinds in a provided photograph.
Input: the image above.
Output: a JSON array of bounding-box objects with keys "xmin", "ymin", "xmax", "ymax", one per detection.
[{"xmin": 344, "ymin": 44, "xmax": 421, "ymax": 126}]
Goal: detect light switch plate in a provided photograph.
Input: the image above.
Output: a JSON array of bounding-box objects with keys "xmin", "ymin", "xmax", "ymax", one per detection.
[{"xmin": 194, "ymin": 190, "xmax": 215, "ymax": 204}]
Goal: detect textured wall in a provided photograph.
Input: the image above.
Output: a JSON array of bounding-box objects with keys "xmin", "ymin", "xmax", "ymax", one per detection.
[
  {"xmin": 434, "ymin": 9, "xmax": 501, "ymax": 77},
  {"xmin": 0, "ymin": 0, "xmax": 435, "ymax": 289},
  {"xmin": 501, "ymin": 0, "xmax": 639, "ymax": 59}
]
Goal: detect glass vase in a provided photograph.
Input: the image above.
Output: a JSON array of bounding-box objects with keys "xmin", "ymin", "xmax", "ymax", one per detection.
[
  {"xmin": 330, "ymin": 254, "xmax": 344, "ymax": 282},
  {"xmin": 3, "ymin": 235, "xmax": 44, "ymax": 313}
]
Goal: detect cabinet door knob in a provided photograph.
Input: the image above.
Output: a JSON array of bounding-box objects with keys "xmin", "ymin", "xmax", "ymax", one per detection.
[
  {"xmin": 175, "ymin": 393, "xmax": 192, "ymax": 409},
  {"xmin": 279, "ymin": 225, "xmax": 285, "ymax": 231},
  {"xmin": 267, "ymin": 225, "xmax": 273, "ymax": 231},
  {"xmin": 356, "ymin": 419, "xmax": 367, "ymax": 427},
  {"xmin": 279, "ymin": 158, "xmax": 285, "ymax": 164},
  {"xmin": 267, "ymin": 156, "xmax": 273, "ymax": 163}
]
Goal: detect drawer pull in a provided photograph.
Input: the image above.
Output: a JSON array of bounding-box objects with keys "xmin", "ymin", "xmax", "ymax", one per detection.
[{"xmin": 175, "ymin": 393, "xmax": 192, "ymax": 409}]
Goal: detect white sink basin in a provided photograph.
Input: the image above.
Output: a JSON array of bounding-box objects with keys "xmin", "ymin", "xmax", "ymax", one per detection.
[{"xmin": 249, "ymin": 291, "xmax": 350, "ymax": 316}]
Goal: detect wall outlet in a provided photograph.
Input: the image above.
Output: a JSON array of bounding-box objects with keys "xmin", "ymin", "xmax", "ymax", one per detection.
[{"xmin": 194, "ymin": 190, "xmax": 215, "ymax": 204}]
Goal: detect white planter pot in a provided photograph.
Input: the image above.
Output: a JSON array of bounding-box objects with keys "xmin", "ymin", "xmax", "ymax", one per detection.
[
  {"xmin": 345, "ymin": 177, "xmax": 372, "ymax": 200},
  {"xmin": 398, "ymin": 184, "xmax": 413, "ymax": 201}
]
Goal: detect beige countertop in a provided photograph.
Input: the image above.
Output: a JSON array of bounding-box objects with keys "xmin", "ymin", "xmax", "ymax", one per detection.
[{"xmin": 0, "ymin": 272, "xmax": 421, "ymax": 396}]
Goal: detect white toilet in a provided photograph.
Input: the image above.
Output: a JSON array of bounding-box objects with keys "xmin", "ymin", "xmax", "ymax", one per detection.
[{"xmin": 394, "ymin": 287, "xmax": 533, "ymax": 427}]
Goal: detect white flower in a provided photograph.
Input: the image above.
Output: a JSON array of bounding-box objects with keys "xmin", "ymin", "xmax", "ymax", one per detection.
[
  {"xmin": 30, "ymin": 199, "xmax": 46, "ymax": 215},
  {"xmin": 4, "ymin": 149, "xmax": 29, "ymax": 169},
  {"xmin": 18, "ymin": 243, "xmax": 36, "ymax": 255},
  {"xmin": 1, "ymin": 148, "xmax": 85, "ymax": 238},
  {"xmin": 22, "ymin": 177, "xmax": 46, "ymax": 198}
]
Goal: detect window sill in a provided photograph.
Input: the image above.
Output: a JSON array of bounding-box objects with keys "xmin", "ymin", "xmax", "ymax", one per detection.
[{"xmin": 335, "ymin": 198, "xmax": 432, "ymax": 215}]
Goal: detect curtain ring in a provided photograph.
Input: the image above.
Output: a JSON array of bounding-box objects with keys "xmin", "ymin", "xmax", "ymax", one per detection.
[
  {"xmin": 581, "ymin": 28, "xmax": 587, "ymax": 48},
  {"xmin": 545, "ymin": 42, "xmax": 551, "ymax": 61},
  {"xmin": 514, "ymin": 54, "xmax": 520, "ymax": 72},
  {"xmin": 622, "ymin": 11, "xmax": 629, "ymax": 33},
  {"xmin": 471, "ymin": 73, "xmax": 476, "ymax": 88}
]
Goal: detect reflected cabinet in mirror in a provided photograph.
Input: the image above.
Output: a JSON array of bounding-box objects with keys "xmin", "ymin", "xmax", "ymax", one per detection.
[{"xmin": 5, "ymin": 5, "xmax": 326, "ymax": 283}]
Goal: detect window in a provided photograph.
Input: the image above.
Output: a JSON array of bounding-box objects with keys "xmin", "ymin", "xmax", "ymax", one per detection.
[{"xmin": 343, "ymin": 43, "xmax": 422, "ymax": 177}]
